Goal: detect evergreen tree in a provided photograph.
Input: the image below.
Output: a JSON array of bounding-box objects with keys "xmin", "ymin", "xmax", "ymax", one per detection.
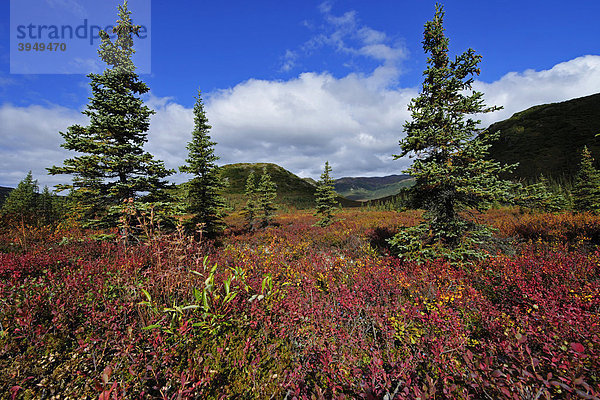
[
  {"xmin": 314, "ymin": 161, "xmax": 339, "ymax": 227},
  {"xmin": 1, "ymin": 171, "xmax": 39, "ymax": 226},
  {"xmin": 39, "ymin": 186, "xmax": 59, "ymax": 225},
  {"xmin": 47, "ymin": 1, "xmax": 173, "ymax": 228},
  {"xmin": 0, "ymin": 172, "xmax": 62, "ymax": 227},
  {"xmin": 243, "ymin": 171, "xmax": 258, "ymax": 230},
  {"xmin": 517, "ymin": 174, "xmax": 567, "ymax": 213},
  {"xmin": 257, "ymin": 168, "xmax": 277, "ymax": 227},
  {"xmin": 572, "ymin": 146, "xmax": 600, "ymax": 213},
  {"xmin": 389, "ymin": 4, "xmax": 515, "ymax": 262},
  {"xmin": 180, "ymin": 90, "xmax": 227, "ymax": 237}
]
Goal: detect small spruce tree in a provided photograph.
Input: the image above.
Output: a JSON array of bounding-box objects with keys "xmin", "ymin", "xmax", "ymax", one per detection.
[
  {"xmin": 257, "ymin": 168, "xmax": 277, "ymax": 227},
  {"xmin": 572, "ymin": 146, "xmax": 600, "ymax": 213},
  {"xmin": 180, "ymin": 90, "xmax": 227, "ymax": 237},
  {"xmin": 47, "ymin": 1, "xmax": 173, "ymax": 228},
  {"xmin": 1, "ymin": 171, "xmax": 39, "ymax": 226},
  {"xmin": 314, "ymin": 161, "xmax": 339, "ymax": 227},
  {"xmin": 389, "ymin": 3, "xmax": 516, "ymax": 262},
  {"xmin": 517, "ymin": 175, "xmax": 567, "ymax": 213},
  {"xmin": 0, "ymin": 172, "xmax": 62, "ymax": 227},
  {"xmin": 243, "ymin": 171, "xmax": 258, "ymax": 230}
]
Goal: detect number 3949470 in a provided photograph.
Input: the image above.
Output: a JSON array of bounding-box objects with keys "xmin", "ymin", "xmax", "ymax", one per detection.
[{"xmin": 17, "ymin": 42, "xmax": 66, "ymax": 51}]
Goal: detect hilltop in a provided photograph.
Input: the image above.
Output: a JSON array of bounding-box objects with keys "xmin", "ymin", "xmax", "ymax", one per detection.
[
  {"xmin": 487, "ymin": 92, "xmax": 600, "ymax": 182},
  {"xmin": 220, "ymin": 163, "xmax": 361, "ymax": 210}
]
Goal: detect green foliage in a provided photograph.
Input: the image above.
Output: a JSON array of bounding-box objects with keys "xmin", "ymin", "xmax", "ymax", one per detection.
[
  {"xmin": 572, "ymin": 146, "xmax": 600, "ymax": 213},
  {"xmin": 242, "ymin": 171, "xmax": 258, "ymax": 230},
  {"xmin": 516, "ymin": 175, "xmax": 569, "ymax": 213},
  {"xmin": 179, "ymin": 90, "xmax": 227, "ymax": 237},
  {"xmin": 47, "ymin": 1, "xmax": 173, "ymax": 228},
  {"xmin": 257, "ymin": 168, "xmax": 277, "ymax": 227},
  {"xmin": 0, "ymin": 172, "xmax": 62, "ymax": 226},
  {"xmin": 241, "ymin": 167, "xmax": 277, "ymax": 229},
  {"xmin": 390, "ymin": 3, "xmax": 516, "ymax": 263},
  {"xmin": 314, "ymin": 161, "xmax": 339, "ymax": 227}
]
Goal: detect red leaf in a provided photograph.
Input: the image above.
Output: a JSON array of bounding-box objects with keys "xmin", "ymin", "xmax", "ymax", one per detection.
[
  {"xmin": 102, "ymin": 366, "xmax": 112, "ymax": 385},
  {"xmin": 571, "ymin": 342, "xmax": 585, "ymax": 353},
  {"xmin": 98, "ymin": 382, "xmax": 117, "ymax": 400}
]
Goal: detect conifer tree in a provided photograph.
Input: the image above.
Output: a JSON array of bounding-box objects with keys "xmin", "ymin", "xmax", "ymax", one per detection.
[
  {"xmin": 1, "ymin": 171, "xmax": 39, "ymax": 226},
  {"xmin": 180, "ymin": 90, "xmax": 226, "ymax": 237},
  {"xmin": 0, "ymin": 172, "xmax": 62, "ymax": 227},
  {"xmin": 257, "ymin": 168, "xmax": 277, "ymax": 227},
  {"xmin": 572, "ymin": 146, "xmax": 600, "ymax": 213},
  {"xmin": 389, "ymin": 4, "xmax": 515, "ymax": 262},
  {"xmin": 314, "ymin": 161, "xmax": 339, "ymax": 227},
  {"xmin": 48, "ymin": 1, "xmax": 173, "ymax": 228},
  {"xmin": 243, "ymin": 171, "xmax": 258, "ymax": 230},
  {"xmin": 517, "ymin": 175, "xmax": 567, "ymax": 213}
]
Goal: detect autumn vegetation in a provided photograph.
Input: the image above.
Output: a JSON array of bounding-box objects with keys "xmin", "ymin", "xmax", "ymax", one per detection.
[{"xmin": 1, "ymin": 2, "xmax": 599, "ymax": 399}]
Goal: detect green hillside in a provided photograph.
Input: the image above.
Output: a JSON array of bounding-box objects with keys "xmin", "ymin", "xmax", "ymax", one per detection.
[
  {"xmin": 487, "ymin": 93, "xmax": 600, "ymax": 182},
  {"xmin": 334, "ymin": 175, "xmax": 413, "ymax": 201},
  {"xmin": 220, "ymin": 163, "xmax": 361, "ymax": 210}
]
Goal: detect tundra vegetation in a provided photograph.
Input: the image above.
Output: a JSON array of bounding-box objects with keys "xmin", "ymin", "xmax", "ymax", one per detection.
[{"xmin": 1, "ymin": 2, "xmax": 598, "ymax": 399}]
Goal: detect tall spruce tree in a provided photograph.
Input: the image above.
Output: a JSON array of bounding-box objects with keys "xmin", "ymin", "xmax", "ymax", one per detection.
[
  {"xmin": 48, "ymin": 1, "xmax": 173, "ymax": 228},
  {"xmin": 389, "ymin": 4, "xmax": 515, "ymax": 262},
  {"xmin": 180, "ymin": 90, "xmax": 226, "ymax": 237},
  {"xmin": 314, "ymin": 161, "xmax": 339, "ymax": 227},
  {"xmin": 257, "ymin": 168, "xmax": 277, "ymax": 227},
  {"xmin": 572, "ymin": 146, "xmax": 600, "ymax": 213}
]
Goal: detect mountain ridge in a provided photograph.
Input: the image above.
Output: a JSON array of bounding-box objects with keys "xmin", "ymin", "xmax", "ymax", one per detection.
[{"xmin": 487, "ymin": 92, "xmax": 600, "ymax": 182}]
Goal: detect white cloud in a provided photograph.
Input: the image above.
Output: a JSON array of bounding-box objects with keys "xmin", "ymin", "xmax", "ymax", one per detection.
[
  {"xmin": 203, "ymin": 71, "xmax": 414, "ymax": 178},
  {"xmin": 1, "ymin": 55, "xmax": 600, "ymax": 189},
  {"xmin": 475, "ymin": 55, "xmax": 600, "ymax": 126},
  {"xmin": 287, "ymin": 2, "xmax": 407, "ymax": 77},
  {"xmin": 0, "ymin": 103, "xmax": 86, "ymax": 188},
  {"xmin": 280, "ymin": 50, "xmax": 298, "ymax": 72}
]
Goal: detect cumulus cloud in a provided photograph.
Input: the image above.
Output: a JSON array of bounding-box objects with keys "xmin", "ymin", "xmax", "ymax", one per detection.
[
  {"xmin": 1, "ymin": 55, "xmax": 600, "ymax": 189},
  {"xmin": 0, "ymin": 103, "xmax": 86, "ymax": 188},
  {"xmin": 475, "ymin": 55, "xmax": 600, "ymax": 126},
  {"xmin": 203, "ymin": 71, "xmax": 415, "ymax": 178}
]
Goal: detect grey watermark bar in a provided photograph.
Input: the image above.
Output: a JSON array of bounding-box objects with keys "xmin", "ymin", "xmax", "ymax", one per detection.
[{"xmin": 10, "ymin": 0, "xmax": 151, "ymax": 74}]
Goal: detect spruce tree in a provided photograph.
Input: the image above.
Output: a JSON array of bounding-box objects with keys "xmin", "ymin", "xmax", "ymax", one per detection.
[
  {"xmin": 572, "ymin": 146, "xmax": 600, "ymax": 213},
  {"xmin": 389, "ymin": 4, "xmax": 515, "ymax": 262},
  {"xmin": 257, "ymin": 168, "xmax": 277, "ymax": 227},
  {"xmin": 243, "ymin": 171, "xmax": 258, "ymax": 230},
  {"xmin": 180, "ymin": 90, "xmax": 226, "ymax": 237},
  {"xmin": 518, "ymin": 175, "xmax": 567, "ymax": 213},
  {"xmin": 314, "ymin": 161, "xmax": 339, "ymax": 227},
  {"xmin": 1, "ymin": 171, "xmax": 39, "ymax": 226},
  {"xmin": 48, "ymin": 1, "xmax": 173, "ymax": 228}
]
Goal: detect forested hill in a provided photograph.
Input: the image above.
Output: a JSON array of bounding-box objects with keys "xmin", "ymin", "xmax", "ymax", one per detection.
[
  {"xmin": 487, "ymin": 92, "xmax": 600, "ymax": 182},
  {"xmin": 220, "ymin": 163, "xmax": 361, "ymax": 210}
]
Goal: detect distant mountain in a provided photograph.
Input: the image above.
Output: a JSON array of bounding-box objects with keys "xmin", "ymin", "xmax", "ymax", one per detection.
[
  {"xmin": 220, "ymin": 163, "xmax": 361, "ymax": 210},
  {"xmin": 487, "ymin": 93, "xmax": 600, "ymax": 182},
  {"xmin": 334, "ymin": 175, "xmax": 413, "ymax": 201}
]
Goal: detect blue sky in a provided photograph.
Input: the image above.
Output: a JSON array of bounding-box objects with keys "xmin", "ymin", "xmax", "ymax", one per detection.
[{"xmin": 1, "ymin": 0, "xmax": 600, "ymax": 188}]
